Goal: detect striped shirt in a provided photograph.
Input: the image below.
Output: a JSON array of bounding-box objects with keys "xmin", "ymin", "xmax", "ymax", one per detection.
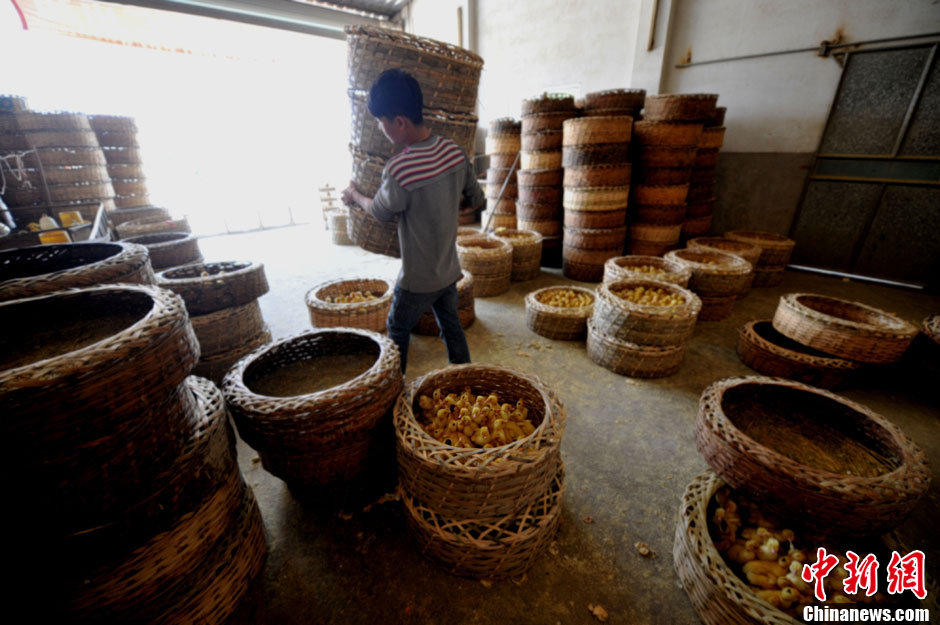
[{"xmin": 386, "ymin": 136, "xmax": 466, "ymax": 190}]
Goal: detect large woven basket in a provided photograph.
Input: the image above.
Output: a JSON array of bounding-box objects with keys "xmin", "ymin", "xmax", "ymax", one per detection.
[
  {"xmin": 688, "ymin": 236, "xmax": 760, "ymax": 266},
  {"xmin": 156, "ymin": 261, "xmax": 268, "ymax": 315},
  {"xmin": 517, "ymin": 168, "xmax": 563, "ymax": 187},
  {"xmin": 772, "ymin": 293, "xmax": 918, "ymax": 364},
  {"xmin": 563, "ymin": 185, "xmax": 630, "ymax": 211},
  {"xmin": 345, "ymin": 25, "xmax": 483, "ymax": 114},
  {"xmin": 517, "ymin": 218, "xmax": 561, "ymax": 237},
  {"xmin": 525, "ymin": 286, "xmax": 595, "ymax": 340},
  {"xmin": 191, "ymin": 299, "xmax": 267, "ymax": 355},
  {"xmin": 456, "ymin": 235, "xmax": 512, "ymax": 296},
  {"xmin": 632, "ymin": 183, "xmax": 690, "ymax": 205},
  {"xmin": 0, "ymin": 242, "xmax": 154, "ymax": 301},
  {"xmin": 584, "ymin": 88, "xmax": 645, "ymax": 112},
  {"xmin": 750, "ymin": 265, "xmax": 784, "ymax": 287},
  {"xmin": 737, "ymin": 320, "xmax": 862, "ymax": 389},
  {"xmin": 305, "ymin": 277, "xmax": 394, "ymax": 332},
  {"xmin": 563, "ymin": 163, "xmax": 631, "ymax": 187},
  {"xmin": 695, "ymin": 376, "xmax": 931, "ymax": 536},
  {"xmin": 521, "ymin": 130, "xmax": 563, "ymax": 151},
  {"xmin": 644, "ymin": 93, "xmax": 718, "ymax": 122},
  {"xmin": 562, "ymin": 116, "xmax": 632, "ymax": 146},
  {"xmin": 602, "ymin": 255, "xmax": 691, "ymax": 286},
  {"xmin": 492, "ymin": 229, "xmax": 543, "ymax": 281},
  {"xmin": 634, "ymin": 165, "xmax": 693, "ymax": 186},
  {"xmin": 562, "ymin": 246, "xmax": 621, "ymax": 282},
  {"xmin": 517, "ymin": 184, "xmax": 561, "ymax": 205},
  {"xmin": 521, "ymin": 111, "xmax": 578, "ymax": 133},
  {"xmin": 562, "ymin": 143, "xmax": 631, "ymax": 167},
  {"xmin": 586, "ymin": 319, "xmax": 686, "ymax": 378},
  {"xmin": 699, "ymin": 126, "xmax": 726, "ymax": 149},
  {"xmin": 564, "ymin": 226, "xmax": 626, "ymax": 251},
  {"xmin": 521, "ymin": 92, "xmax": 576, "ymax": 115},
  {"xmin": 592, "ymin": 279, "xmax": 701, "ymax": 346},
  {"xmin": 413, "ymin": 271, "xmax": 474, "ymax": 336},
  {"xmin": 106, "ymin": 205, "xmax": 168, "ymax": 226},
  {"xmin": 564, "ymin": 209, "xmax": 626, "ymax": 230},
  {"xmin": 480, "ymin": 210, "xmax": 517, "ymax": 233},
  {"xmin": 632, "ymin": 121, "xmax": 703, "ymax": 146},
  {"xmin": 116, "ymin": 216, "xmax": 190, "ymax": 240},
  {"xmin": 123, "ymin": 232, "xmax": 202, "ymax": 271},
  {"xmin": 348, "ymin": 91, "xmax": 398, "ymax": 157},
  {"xmin": 686, "ymin": 198, "xmax": 715, "ymax": 218},
  {"xmin": 634, "ymin": 146, "xmax": 697, "ymax": 167},
  {"xmin": 520, "ymin": 149, "xmax": 562, "ymax": 170},
  {"xmin": 350, "ymin": 144, "xmax": 387, "ymax": 197},
  {"xmin": 515, "ymin": 200, "xmax": 559, "ymax": 221},
  {"xmin": 628, "ymin": 223, "xmax": 682, "ymax": 246},
  {"xmin": 724, "ymin": 230, "xmax": 795, "ymax": 267},
  {"xmin": 682, "ymin": 214, "xmax": 713, "ymax": 239},
  {"xmin": 402, "ymin": 468, "xmax": 564, "ymax": 580},
  {"xmin": 394, "ymin": 363, "xmax": 566, "ymax": 521},
  {"xmin": 347, "ymin": 205, "xmax": 401, "ymax": 258},
  {"xmin": 633, "ymin": 203, "xmax": 687, "ymax": 226},
  {"xmin": 192, "ymin": 325, "xmax": 272, "ymax": 385},
  {"xmin": 664, "ymin": 248, "xmax": 753, "ymax": 297},
  {"xmin": 485, "ymin": 133, "xmax": 521, "ymax": 155},
  {"xmin": 223, "ymin": 328, "xmax": 403, "ymax": 487}
]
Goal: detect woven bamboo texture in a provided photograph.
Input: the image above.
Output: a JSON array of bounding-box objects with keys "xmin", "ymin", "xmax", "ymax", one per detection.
[
  {"xmin": 521, "ymin": 130, "xmax": 563, "ymax": 151},
  {"xmin": 563, "ymin": 185, "xmax": 629, "ymax": 211},
  {"xmin": 516, "ymin": 218, "xmax": 561, "ymax": 237},
  {"xmin": 517, "ymin": 184, "xmax": 561, "ymax": 205},
  {"xmin": 156, "ymin": 261, "xmax": 269, "ymax": 315},
  {"xmin": 522, "ymin": 111, "xmax": 578, "ymax": 133},
  {"xmin": 685, "ymin": 198, "xmax": 715, "ymax": 218},
  {"xmin": 516, "ymin": 200, "xmax": 561, "ymax": 220},
  {"xmin": 629, "ymin": 223, "xmax": 682, "ymax": 245},
  {"xmin": 644, "ymin": 93, "xmax": 719, "ymax": 122},
  {"xmin": 708, "ymin": 106, "xmax": 728, "ymax": 126},
  {"xmin": 486, "ymin": 181, "xmax": 518, "ymax": 199},
  {"xmin": 192, "ymin": 325, "xmax": 271, "ymax": 385},
  {"xmin": 602, "ymin": 255, "xmax": 691, "ymax": 286},
  {"xmin": 521, "ymin": 93, "xmax": 576, "ymax": 115},
  {"xmin": 394, "ymin": 363, "xmax": 566, "ymax": 520},
  {"xmin": 102, "ymin": 146, "xmax": 144, "ymax": 164},
  {"xmin": 635, "ymin": 146, "xmax": 697, "ymax": 167},
  {"xmin": 457, "ymin": 235, "xmax": 512, "ymax": 277},
  {"xmin": 586, "ymin": 319, "xmax": 686, "ymax": 378},
  {"xmin": 8, "ymin": 111, "xmax": 90, "ymax": 131},
  {"xmin": 625, "ymin": 240, "xmax": 675, "ymax": 257},
  {"xmin": 32, "ymin": 147, "xmax": 106, "ymax": 167},
  {"xmin": 520, "ymin": 149, "xmax": 562, "ymax": 170},
  {"xmin": 562, "ymin": 247, "xmax": 621, "ymax": 282},
  {"xmin": 563, "ymin": 163, "xmax": 631, "ymax": 187},
  {"xmin": 633, "ymin": 121, "xmax": 703, "ymax": 147},
  {"xmin": 751, "ymin": 266, "xmax": 784, "ymax": 287},
  {"xmin": 694, "ymin": 149, "xmax": 720, "ymax": 168},
  {"xmin": 4, "ymin": 164, "xmax": 109, "ymax": 186},
  {"xmin": 592, "ymin": 279, "xmax": 701, "ymax": 346},
  {"xmin": 115, "ymin": 193, "xmax": 151, "ymax": 208},
  {"xmin": 329, "ymin": 210, "xmax": 354, "ymax": 245},
  {"xmin": 402, "ymin": 469, "xmax": 564, "ymax": 579},
  {"xmin": 3, "ymin": 180, "xmax": 116, "ymax": 204},
  {"xmin": 664, "ymin": 248, "xmax": 753, "ymax": 297},
  {"xmin": 107, "ymin": 205, "xmax": 169, "ymax": 226},
  {"xmin": 772, "ymin": 293, "xmax": 918, "ymax": 364},
  {"xmin": 351, "ymin": 144, "xmax": 387, "ymax": 197},
  {"xmin": 564, "ymin": 226, "xmax": 626, "ymax": 250},
  {"xmin": 562, "ymin": 116, "xmax": 632, "ymax": 146},
  {"xmin": 634, "ymin": 203, "xmax": 686, "ymax": 225},
  {"xmin": 690, "ymin": 166, "xmax": 717, "ymax": 184},
  {"xmin": 480, "ymin": 210, "xmax": 517, "ymax": 232},
  {"xmin": 484, "ymin": 197, "xmax": 517, "ymax": 215},
  {"xmin": 525, "ymin": 286, "xmax": 595, "ymax": 340},
  {"xmin": 457, "ymin": 227, "xmax": 480, "ymax": 241},
  {"xmin": 96, "ymin": 130, "xmax": 140, "ymax": 148},
  {"xmin": 489, "ymin": 118, "xmax": 521, "ymax": 134},
  {"xmin": 485, "ymin": 155, "xmax": 514, "ymax": 171},
  {"xmin": 486, "ymin": 167, "xmax": 516, "ymax": 184},
  {"xmin": 345, "ymin": 25, "xmax": 483, "ymax": 114},
  {"xmin": 673, "ymin": 471, "xmax": 799, "ymax": 625},
  {"xmin": 517, "ymin": 168, "xmax": 563, "ymax": 187},
  {"xmin": 492, "ymin": 229, "xmax": 543, "ymax": 281},
  {"xmin": 695, "ymin": 376, "xmax": 931, "ymax": 536},
  {"xmin": 696, "ymin": 295, "xmax": 737, "ymax": 321},
  {"xmin": 724, "ymin": 230, "xmax": 796, "ymax": 266},
  {"xmin": 223, "ymin": 328, "xmax": 403, "ymax": 485},
  {"xmin": 424, "ymin": 108, "xmax": 478, "ymax": 157},
  {"xmin": 632, "ymin": 183, "xmax": 690, "ymax": 205},
  {"xmin": 564, "ymin": 208, "xmax": 626, "ymax": 229},
  {"xmin": 347, "ymin": 205, "xmax": 401, "ymax": 258},
  {"xmin": 688, "ymin": 237, "xmax": 760, "ymax": 266},
  {"xmin": 584, "ymin": 89, "xmax": 646, "ymax": 112},
  {"xmin": 682, "ymin": 214, "xmax": 713, "ymax": 238},
  {"xmin": 124, "ymin": 232, "xmax": 202, "ymax": 270},
  {"xmin": 191, "ymin": 299, "xmax": 266, "ymax": 355},
  {"xmin": 116, "ymin": 217, "xmax": 190, "ymax": 239},
  {"xmin": 699, "ymin": 126, "xmax": 726, "ymax": 149},
  {"xmin": 0, "ymin": 242, "xmax": 154, "ymax": 301},
  {"xmin": 89, "ymin": 114, "xmax": 137, "ymax": 133},
  {"xmin": 633, "ymin": 166, "xmax": 692, "ymax": 186},
  {"xmin": 485, "ymin": 133, "xmax": 521, "ymax": 155},
  {"xmin": 305, "ymin": 277, "xmax": 394, "ymax": 332},
  {"xmin": 737, "ymin": 320, "xmax": 862, "ymax": 389},
  {"xmin": 562, "ymin": 143, "xmax": 631, "ymax": 167},
  {"xmin": 413, "ymin": 271, "xmax": 474, "ymax": 336}
]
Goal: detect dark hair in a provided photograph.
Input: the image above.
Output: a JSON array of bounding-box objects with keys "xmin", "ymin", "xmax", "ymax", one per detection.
[{"xmin": 368, "ymin": 68, "xmax": 423, "ymax": 125}]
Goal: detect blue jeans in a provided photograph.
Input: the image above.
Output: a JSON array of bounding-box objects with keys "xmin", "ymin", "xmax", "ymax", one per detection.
[{"xmin": 386, "ymin": 281, "xmax": 471, "ymax": 373}]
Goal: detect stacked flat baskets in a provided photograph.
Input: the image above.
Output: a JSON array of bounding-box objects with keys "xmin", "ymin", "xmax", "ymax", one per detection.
[
  {"xmin": 492, "ymin": 228, "xmax": 543, "ymax": 281},
  {"xmin": 562, "ymin": 115, "xmax": 633, "ymax": 281},
  {"xmin": 483, "ymin": 118, "xmax": 521, "ymax": 231},
  {"xmin": 588, "ymin": 278, "xmax": 701, "ymax": 377},
  {"xmin": 0, "ymin": 284, "xmax": 265, "ymax": 621},
  {"xmin": 90, "ymin": 115, "xmax": 151, "ymax": 209},
  {"xmin": 602, "ymin": 254, "xmax": 691, "ymax": 287},
  {"xmin": 157, "ymin": 260, "xmax": 272, "ymax": 383},
  {"xmin": 115, "ymin": 215, "xmax": 191, "ymax": 240},
  {"xmin": 328, "ymin": 207, "xmax": 354, "ymax": 245},
  {"xmin": 305, "ymin": 277, "xmax": 394, "ymax": 332},
  {"xmin": 413, "ymin": 270, "xmax": 475, "ymax": 336},
  {"xmin": 684, "ymin": 107, "xmax": 727, "ymax": 238},
  {"xmin": 223, "ymin": 328, "xmax": 404, "ymax": 489},
  {"xmin": 124, "ymin": 231, "xmax": 203, "ymax": 271},
  {"xmin": 457, "ymin": 235, "xmax": 513, "ymax": 297},
  {"xmin": 517, "ymin": 165, "xmax": 565, "ymax": 268},
  {"xmin": 347, "ymin": 205, "xmax": 401, "ymax": 258},
  {"xmin": 106, "ymin": 204, "xmax": 169, "ymax": 227},
  {"xmin": 582, "ymin": 88, "xmax": 646, "ymax": 118},
  {"xmin": 687, "ymin": 236, "xmax": 760, "ymax": 298},
  {"xmin": 0, "ymin": 241, "xmax": 154, "ymax": 301},
  {"xmin": 664, "ymin": 248, "xmax": 752, "ymax": 320},
  {"xmin": 525, "ymin": 285, "xmax": 595, "ymax": 340},
  {"xmin": 394, "ymin": 364, "xmax": 566, "ymax": 578},
  {"xmin": 725, "ymin": 230, "xmax": 795, "ymax": 287}
]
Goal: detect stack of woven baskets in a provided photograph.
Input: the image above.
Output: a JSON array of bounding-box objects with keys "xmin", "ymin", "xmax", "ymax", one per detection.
[
  {"xmin": 305, "ymin": 276, "xmax": 394, "ymax": 332},
  {"xmin": 89, "ymin": 115, "xmax": 151, "ymax": 209},
  {"xmin": 582, "ymin": 89, "xmax": 646, "ymax": 119},
  {"xmin": 0, "ymin": 110, "xmax": 117, "ymax": 218},
  {"xmin": 124, "ymin": 231, "xmax": 203, "ymax": 271},
  {"xmin": 115, "ymin": 213, "xmax": 191, "ymax": 240},
  {"xmin": 345, "ymin": 25, "xmax": 482, "ymax": 256},
  {"xmin": 492, "ymin": 228, "xmax": 543, "ymax": 281},
  {"xmin": 687, "ymin": 236, "xmax": 760, "ymax": 299},
  {"xmin": 1, "ymin": 284, "xmax": 266, "ymax": 622},
  {"xmin": 664, "ymin": 248, "xmax": 752, "ymax": 320},
  {"xmin": 628, "ymin": 93, "xmax": 717, "ymax": 255},
  {"xmin": 483, "ymin": 118, "xmax": 520, "ymax": 230},
  {"xmin": 684, "ymin": 107, "xmax": 726, "ymax": 239},
  {"xmin": 157, "ymin": 260, "xmax": 272, "ymax": 383},
  {"xmin": 725, "ymin": 229, "xmax": 796, "ymax": 287},
  {"xmin": 562, "ymin": 115, "xmax": 633, "ymax": 281},
  {"xmin": 457, "ymin": 234, "xmax": 513, "ymax": 297},
  {"xmin": 394, "ymin": 364, "xmax": 566, "ymax": 578},
  {"xmin": 587, "ymin": 277, "xmax": 701, "ymax": 377}
]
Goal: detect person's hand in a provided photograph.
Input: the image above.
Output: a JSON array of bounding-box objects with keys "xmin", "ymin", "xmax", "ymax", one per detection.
[{"xmin": 341, "ymin": 181, "xmax": 360, "ymax": 207}]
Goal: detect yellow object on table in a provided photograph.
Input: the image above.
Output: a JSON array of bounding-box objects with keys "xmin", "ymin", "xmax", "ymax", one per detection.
[
  {"xmin": 59, "ymin": 211, "xmax": 86, "ymax": 227},
  {"xmin": 39, "ymin": 230, "xmax": 71, "ymax": 244}
]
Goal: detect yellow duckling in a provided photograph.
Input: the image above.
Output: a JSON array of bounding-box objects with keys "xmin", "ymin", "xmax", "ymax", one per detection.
[
  {"xmin": 432, "ymin": 389, "xmax": 442, "ymax": 400},
  {"xmin": 742, "ymin": 560, "xmax": 787, "ymax": 590},
  {"xmin": 471, "ymin": 426, "xmax": 491, "ymax": 446},
  {"xmin": 758, "ymin": 538, "xmax": 780, "ymax": 561},
  {"xmin": 446, "ymin": 419, "xmax": 460, "ymax": 433},
  {"xmin": 491, "ymin": 428, "xmax": 509, "ymax": 446},
  {"xmin": 436, "ymin": 408, "xmax": 450, "ymax": 421},
  {"xmin": 755, "ymin": 588, "xmax": 799, "ymax": 610},
  {"xmin": 455, "ymin": 433, "xmax": 473, "ymax": 447},
  {"xmin": 471, "ymin": 405, "xmax": 486, "ymax": 424},
  {"xmin": 727, "ymin": 538, "xmax": 760, "ymax": 564},
  {"xmin": 778, "ymin": 555, "xmax": 792, "ymax": 570},
  {"xmin": 520, "ymin": 421, "xmax": 536, "ymax": 436},
  {"xmin": 783, "ymin": 560, "xmax": 812, "ymax": 594},
  {"xmin": 740, "ymin": 527, "xmax": 757, "ymax": 540},
  {"xmin": 419, "ymin": 395, "xmax": 433, "ymax": 410},
  {"xmin": 504, "ymin": 421, "xmax": 524, "ymax": 441}
]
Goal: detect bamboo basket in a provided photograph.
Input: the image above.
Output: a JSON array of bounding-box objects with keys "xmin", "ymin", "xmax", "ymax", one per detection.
[
  {"xmin": 484, "ymin": 197, "xmax": 517, "ymax": 215},
  {"xmin": 487, "ymin": 153, "xmax": 517, "ymax": 169},
  {"xmin": 424, "ymin": 107, "xmax": 479, "ymax": 158},
  {"xmin": 517, "ymin": 218, "xmax": 561, "ymax": 237},
  {"xmin": 603, "ymin": 255, "xmax": 691, "ymax": 286},
  {"xmin": 522, "ymin": 111, "xmax": 578, "ymax": 133},
  {"xmin": 564, "ymin": 208, "xmax": 626, "ymax": 229},
  {"xmin": 191, "ymin": 299, "xmax": 266, "ymax": 355},
  {"xmin": 644, "ymin": 93, "xmax": 719, "ymax": 122},
  {"xmin": 486, "ymin": 167, "xmax": 516, "ymax": 184},
  {"xmin": 305, "ymin": 277, "xmax": 394, "ymax": 332},
  {"xmin": 525, "ymin": 286, "xmax": 595, "ymax": 340},
  {"xmin": 584, "ymin": 89, "xmax": 646, "ymax": 113},
  {"xmin": 0, "ymin": 242, "xmax": 154, "ymax": 301},
  {"xmin": 562, "ymin": 116, "xmax": 632, "ymax": 146},
  {"xmin": 633, "ymin": 166, "xmax": 691, "ymax": 186},
  {"xmin": 107, "ymin": 205, "xmax": 169, "ymax": 226},
  {"xmin": 521, "ymin": 93, "xmax": 576, "ymax": 115},
  {"xmin": 17, "ymin": 129, "xmax": 100, "ymax": 148},
  {"xmin": 724, "ymin": 230, "xmax": 796, "ymax": 266},
  {"xmin": 708, "ymin": 107, "xmax": 727, "ymax": 126},
  {"xmin": 629, "ymin": 223, "xmax": 682, "ymax": 245},
  {"xmin": 480, "ymin": 210, "xmax": 517, "ymax": 232},
  {"xmin": 102, "ymin": 147, "xmax": 144, "ymax": 164},
  {"xmin": 11, "ymin": 111, "xmax": 91, "ymax": 131},
  {"xmin": 563, "ymin": 185, "xmax": 629, "ymax": 211},
  {"xmin": 520, "ymin": 149, "xmax": 562, "ymax": 170},
  {"xmin": 517, "ymin": 168, "xmax": 563, "ymax": 187},
  {"xmin": 402, "ymin": 469, "xmax": 564, "ymax": 580},
  {"xmin": 457, "ymin": 226, "xmax": 480, "ymax": 241},
  {"xmin": 688, "ymin": 237, "xmax": 760, "ymax": 266},
  {"xmin": 690, "ymin": 166, "xmax": 717, "ymax": 184},
  {"xmin": 563, "ymin": 163, "xmax": 631, "ymax": 187},
  {"xmin": 685, "ymin": 198, "xmax": 715, "ymax": 218},
  {"xmin": 562, "ymin": 246, "xmax": 621, "ymax": 282},
  {"xmin": 696, "ymin": 295, "xmax": 737, "ymax": 321},
  {"xmin": 564, "ymin": 226, "xmax": 626, "ymax": 250},
  {"xmin": 592, "ymin": 279, "xmax": 701, "ymax": 346},
  {"xmin": 562, "ymin": 143, "xmax": 631, "ymax": 167},
  {"xmin": 486, "ymin": 181, "xmax": 518, "ymax": 199},
  {"xmin": 124, "ymin": 232, "xmax": 202, "ymax": 270},
  {"xmin": 345, "ymin": 25, "xmax": 483, "ymax": 114},
  {"xmin": 664, "ymin": 248, "xmax": 753, "ymax": 297},
  {"xmin": 192, "ymin": 325, "xmax": 271, "ymax": 385},
  {"xmin": 751, "ymin": 266, "xmax": 784, "ymax": 287},
  {"xmin": 224, "ymin": 328, "xmax": 402, "ymax": 487},
  {"xmin": 633, "ymin": 121, "xmax": 703, "ymax": 146},
  {"xmin": 695, "ymin": 376, "xmax": 931, "ymax": 536},
  {"xmin": 521, "ymin": 130, "xmax": 563, "ymax": 151},
  {"xmin": 156, "ymin": 261, "xmax": 269, "ymax": 315},
  {"xmin": 33, "ymin": 147, "xmax": 107, "ymax": 167},
  {"xmin": 699, "ymin": 127, "xmax": 726, "ymax": 149},
  {"xmin": 686, "ymin": 180, "xmax": 712, "ymax": 202},
  {"xmin": 89, "ymin": 114, "xmax": 137, "ymax": 133},
  {"xmin": 485, "ymin": 133, "xmax": 521, "ymax": 155},
  {"xmin": 348, "ymin": 90, "xmax": 397, "ymax": 158},
  {"xmin": 635, "ymin": 146, "xmax": 697, "ymax": 167},
  {"xmin": 394, "ymin": 363, "xmax": 566, "ymax": 520},
  {"xmin": 634, "ymin": 203, "xmax": 686, "ymax": 225},
  {"xmin": 631, "ymin": 183, "xmax": 689, "ymax": 205},
  {"xmin": 489, "ymin": 117, "xmax": 521, "ymax": 134},
  {"xmin": 682, "ymin": 214, "xmax": 713, "ymax": 238},
  {"xmin": 456, "ymin": 235, "xmax": 513, "ymax": 277},
  {"xmin": 413, "ymin": 271, "xmax": 474, "ymax": 336},
  {"xmin": 95, "ymin": 131, "xmax": 139, "ymax": 148},
  {"xmin": 4, "ymin": 180, "xmax": 116, "ymax": 205},
  {"xmin": 347, "ymin": 205, "xmax": 401, "ymax": 258},
  {"xmin": 541, "ymin": 235, "xmax": 563, "ymax": 268},
  {"xmin": 516, "ymin": 200, "xmax": 561, "ymax": 221},
  {"xmin": 518, "ymin": 184, "xmax": 562, "ymax": 205},
  {"xmin": 625, "ymin": 241, "xmax": 675, "ymax": 257},
  {"xmin": 737, "ymin": 320, "xmax": 862, "ymax": 389},
  {"xmin": 694, "ymin": 149, "xmax": 719, "ymax": 168},
  {"xmin": 7, "ymin": 164, "xmax": 110, "ymax": 185},
  {"xmin": 350, "ymin": 145, "xmax": 387, "ymax": 197},
  {"xmin": 116, "ymin": 217, "xmax": 190, "ymax": 239},
  {"xmin": 329, "ymin": 210, "xmax": 354, "ymax": 245},
  {"xmin": 772, "ymin": 293, "xmax": 918, "ymax": 364},
  {"xmin": 586, "ymin": 319, "xmax": 686, "ymax": 378},
  {"xmin": 492, "ymin": 229, "xmax": 543, "ymax": 281}
]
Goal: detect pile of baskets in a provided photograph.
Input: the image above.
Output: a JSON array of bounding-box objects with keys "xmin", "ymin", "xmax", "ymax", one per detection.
[
  {"xmin": 90, "ymin": 115, "xmax": 151, "ymax": 209},
  {"xmin": 124, "ymin": 231, "xmax": 203, "ymax": 271},
  {"xmin": 687, "ymin": 236, "xmax": 760, "ymax": 299},
  {"xmin": 517, "ymin": 162, "xmax": 564, "ymax": 268},
  {"xmin": 664, "ymin": 248, "xmax": 752, "ymax": 320},
  {"xmin": 587, "ymin": 277, "xmax": 701, "ymax": 377},
  {"xmin": 483, "ymin": 118, "xmax": 520, "ymax": 230},
  {"xmin": 685, "ymin": 106, "xmax": 726, "ymax": 239},
  {"xmin": 0, "ymin": 284, "xmax": 266, "ymax": 622},
  {"xmin": 413, "ymin": 270, "xmax": 475, "ymax": 335},
  {"xmin": 457, "ymin": 234, "xmax": 513, "ymax": 297},
  {"xmin": 725, "ymin": 229, "xmax": 796, "ymax": 287},
  {"xmin": 305, "ymin": 276, "xmax": 394, "ymax": 332},
  {"xmin": 492, "ymin": 228, "xmax": 543, "ymax": 281},
  {"xmin": 394, "ymin": 364, "xmax": 566, "ymax": 578},
  {"xmin": 562, "ymin": 114, "xmax": 633, "ymax": 281},
  {"xmin": 157, "ymin": 260, "xmax": 272, "ymax": 383}
]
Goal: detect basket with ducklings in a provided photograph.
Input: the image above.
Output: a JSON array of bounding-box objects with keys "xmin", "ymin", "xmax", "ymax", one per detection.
[
  {"xmin": 592, "ymin": 279, "xmax": 701, "ymax": 347},
  {"xmin": 664, "ymin": 248, "xmax": 753, "ymax": 321},
  {"xmin": 456, "ymin": 235, "xmax": 513, "ymax": 297},
  {"xmin": 304, "ymin": 277, "xmax": 393, "ymax": 333},
  {"xmin": 602, "ymin": 254, "xmax": 691, "ymax": 287},
  {"xmin": 156, "ymin": 261, "xmax": 269, "ymax": 315},
  {"xmin": 525, "ymin": 286, "xmax": 595, "ymax": 340}
]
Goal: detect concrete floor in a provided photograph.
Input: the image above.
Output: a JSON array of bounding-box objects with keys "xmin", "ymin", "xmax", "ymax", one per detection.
[{"xmin": 198, "ymin": 223, "xmax": 940, "ymax": 625}]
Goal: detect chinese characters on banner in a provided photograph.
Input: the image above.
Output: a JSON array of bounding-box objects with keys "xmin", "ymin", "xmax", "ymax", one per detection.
[{"xmin": 801, "ymin": 549, "xmax": 927, "ymax": 602}]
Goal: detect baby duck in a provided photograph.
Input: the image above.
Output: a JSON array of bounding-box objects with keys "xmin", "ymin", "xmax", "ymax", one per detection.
[
  {"xmin": 755, "ymin": 588, "xmax": 800, "ymax": 610},
  {"xmin": 419, "ymin": 395, "xmax": 433, "ymax": 410},
  {"xmin": 742, "ymin": 560, "xmax": 787, "ymax": 590},
  {"xmin": 758, "ymin": 538, "xmax": 781, "ymax": 561},
  {"xmin": 471, "ymin": 426, "xmax": 491, "ymax": 446}
]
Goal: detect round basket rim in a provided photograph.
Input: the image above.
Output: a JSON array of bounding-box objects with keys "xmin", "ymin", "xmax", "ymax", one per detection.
[
  {"xmin": 457, "ymin": 234, "xmax": 512, "ymax": 254},
  {"xmin": 304, "ymin": 276, "xmax": 394, "ymax": 310},
  {"xmin": 599, "ymin": 278, "xmax": 702, "ymax": 316},
  {"xmin": 687, "ymin": 236, "xmax": 759, "ymax": 255},
  {"xmin": 157, "ymin": 260, "xmax": 259, "ymax": 283},
  {"xmin": 664, "ymin": 248, "xmax": 752, "ymax": 274},
  {"xmin": 724, "ymin": 229, "xmax": 795, "ymax": 248},
  {"xmin": 525, "ymin": 285, "xmax": 596, "ymax": 314},
  {"xmin": 740, "ymin": 319, "xmax": 864, "ymax": 371},
  {"xmin": 781, "ymin": 293, "xmax": 918, "ymax": 338}
]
